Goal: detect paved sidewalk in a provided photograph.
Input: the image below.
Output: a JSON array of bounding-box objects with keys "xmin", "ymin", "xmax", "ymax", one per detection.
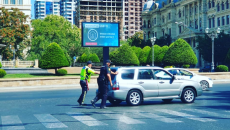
[{"xmin": 0, "ymin": 79, "xmax": 229, "ymax": 92}]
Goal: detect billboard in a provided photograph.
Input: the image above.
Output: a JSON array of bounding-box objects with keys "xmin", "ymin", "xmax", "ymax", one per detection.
[{"xmin": 81, "ymin": 22, "xmax": 120, "ymax": 47}]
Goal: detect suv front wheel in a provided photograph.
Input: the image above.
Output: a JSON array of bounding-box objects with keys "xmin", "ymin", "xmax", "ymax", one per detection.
[
  {"xmin": 181, "ymin": 88, "xmax": 196, "ymax": 103},
  {"xmin": 126, "ymin": 90, "xmax": 142, "ymax": 106}
]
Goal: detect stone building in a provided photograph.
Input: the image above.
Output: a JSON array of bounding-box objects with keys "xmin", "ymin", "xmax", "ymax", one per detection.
[{"xmin": 142, "ymin": 0, "xmax": 230, "ymax": 67}]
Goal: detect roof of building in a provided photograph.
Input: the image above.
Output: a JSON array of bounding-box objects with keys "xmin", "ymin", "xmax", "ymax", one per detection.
[
  {"xmin": 144, "ymin": 0, "xmax": 180, "ymax": 12},
  {"xmin": 143, "ymin": 0, "xmax": 155, "ymax": 12}
]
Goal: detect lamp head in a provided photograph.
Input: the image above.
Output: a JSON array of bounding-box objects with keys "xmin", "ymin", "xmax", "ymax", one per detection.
[
  {"xmin": 217, "ymin": 28, "xmax": 221, "ymax": 34},
  {"xmin": 151, "ymin": 37, "xmax": 154, "ymax": 43},
  {"xmin": 17, "ymin": 45, "xmax": 19, "ymax": 49},
  {"xmin": 205, "ymin": 28, "xmax": 209, "ymax": 34},
  {"xmin": 153, "ymin": 36, "xmax": 156, "ymax": 41}
]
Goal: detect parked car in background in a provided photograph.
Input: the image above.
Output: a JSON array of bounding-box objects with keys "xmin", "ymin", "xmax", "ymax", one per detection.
[
  {"xmin": 164, "ymin": 68, "xmax": 213, "ymax": 91},
  {"xmin": 99, "ymin": 67, "xmax": 203, "ymax": 106}
]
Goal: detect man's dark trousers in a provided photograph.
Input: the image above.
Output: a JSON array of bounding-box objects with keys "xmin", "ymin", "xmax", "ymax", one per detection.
[
  {"xmin": 98, "ymin": 79, "xmax": 108, "ymax": 108},
  {"xmin": 78, "ymin": 80, "xmax": 88, "ymax": 105}
]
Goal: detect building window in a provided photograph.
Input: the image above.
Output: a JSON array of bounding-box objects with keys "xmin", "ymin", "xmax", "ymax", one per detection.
[
  {"xmin": 179, "ymin": 26, "xmax": 181, "ymax": 33},
  {"xmin": 169, "ymin": 28, "xmax": 171, "ymax": 36},
  {"xmin": 212, "ymin": 17, "xmax": 215, "ymax": 27},
  {"xmin": 155, "ymin": 32, "xmax": 157, "ymax": 38},
  {"xmin": 218, "ymin": 17, "xmax": 220, "ymax": 26},
  {"xmin": 212, "ymin": 0, "xmax": 215, "ymax": 7},
  {"xmin": 168, "ymin": 13, "xmax": 171, "ymax": 20},
  {"xmin": 195, "ymin": 20, "xmax": 198, "ymax": 29},
  {"xmin": 227, "ymin": 15, "xmax": 230, "ymax": 24},
  {"xmin": 199, "ymin": 19, "xmax": 202, "ymax": 28},
  {"xmin": 10, "ymin": 0, "xmax": 16, "ymax": 4},
  {"xmin": 162, "ymin": 30, "xmax": 165, "ymax": 36},
  {"xmin": 209, "ymin": 2, "xmax": 211, "ymax": 8},
  {"xmin": 3, "ymin": 0, "xmax": 8, "ymax": 4},
  {"xmin": 217, "ymin": 3, "xmax": 220, "ymax": 11},
  {"xmin": 222, "ymin": 16, "xmax": 225, "ymax": 25},
  {"xmin": 179, "ymin": 10, "xmax": 181, "ymax": 18},
  {"xmin": 162, "ymin": 16, "xmax": 164, "ymax": 23},
  {"xmin": 227, "ymin": 0, "xmax": 229, "ymax": 9},
  {"xmin": 209, "ymin": 18, "xmax": 211, "ymax": 28},
  {"xmin": 154, "ymin": 18, "xmax": 156, "ymax": 24},
  {"xmin": 222, "ymin": 2, "xmax": 225, "ymax": 10}
]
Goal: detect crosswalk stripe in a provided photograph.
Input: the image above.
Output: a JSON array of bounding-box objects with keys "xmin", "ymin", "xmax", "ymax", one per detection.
[
  {"xmin": 156, "ymin": 109, "xmax": 216, "ymax": 122},
  {"xmin": 102, "ymin": 111, "xmax": 145, "ymax": 124},
  {"xmin": 183, "ymin": 109, "xmax": 230, "ymax": 118},
  {"xmin": 1, "ymin": 115, "xmax": 25, "ymax": 130},
  {"xmin": 34, "ymin": 114, "xmax": 67, "ymax": 128},
  {"xmin": 136, "ymin": 112, "xmax": 182, "ymax": 123},
  {"xmin": 66, "ymin": 112, "xmax": 108, "ymax": 126}
]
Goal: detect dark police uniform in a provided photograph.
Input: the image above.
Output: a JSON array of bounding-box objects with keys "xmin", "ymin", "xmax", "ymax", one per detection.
[{"xmin": 91, "ymin": 64, "xmax": 111, "ymax": 109}]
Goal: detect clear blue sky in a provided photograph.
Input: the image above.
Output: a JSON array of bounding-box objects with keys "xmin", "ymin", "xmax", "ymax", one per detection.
[{"xmin": 31, "ymin": 0, "xmax": 35, "ymax": 19}]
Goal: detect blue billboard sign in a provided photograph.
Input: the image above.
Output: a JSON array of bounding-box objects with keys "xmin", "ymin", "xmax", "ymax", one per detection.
[{"xmin": 81, "ymin": 22, "xmax": 120, "ymax": 47}]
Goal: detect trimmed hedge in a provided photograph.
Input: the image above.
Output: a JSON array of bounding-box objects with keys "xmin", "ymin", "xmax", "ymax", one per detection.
[
  {"xmin": 0, "ymin": 69, "xmax": 6, "ymax": 78},
  {"xmin": 163, "ymin": 38, "xmax": 197, "ymax": 66},
  {"xmin": 57, "ymin": 69, "xmax": 68, "ymax": 75},
  {"xmin": 139, "ymin": 46, "xmax": 151, "ymax": 65},
  {"xmin": 109, "ymin": 44, "xmax": 139, "ymax": 65},
  {"xmin": 183, "ymin": 64, "xmax": 190, "ymax": 68},
  {"xmin": 0, "ymin": 62, "xmax": 2, "ymax": 68},
  {"xmin": 88, "ymin": 53, "xmax": 100, "ymax": 63},
  {"xmin": 215, "ymin": 65, "xmax": 228, "ymax": 72}
]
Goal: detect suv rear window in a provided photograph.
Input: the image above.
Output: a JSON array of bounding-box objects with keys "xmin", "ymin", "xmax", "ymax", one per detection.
[
  {"xmin": 121, "ymin": 69, "xmax": 135, "ymax": 80},
  {"xmin": 111, "ymin": 69, "xmax": 117, "ymax": 81}
]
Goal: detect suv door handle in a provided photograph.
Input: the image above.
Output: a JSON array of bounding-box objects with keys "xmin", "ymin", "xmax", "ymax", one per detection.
[
  {"xmin": 138, "ymin": 81, "xmax": 144, "ymax": 84},
  {"xmin": 159, "ymin": 81, "xmax": 164, "ymax": 84}
]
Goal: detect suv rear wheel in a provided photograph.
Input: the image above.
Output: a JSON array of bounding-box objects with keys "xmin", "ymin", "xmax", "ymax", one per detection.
[
  {"xmin": 109, "ymin": 99, "xmax": 122, "ymax": 105},
  {"xmin": 181, "ymin": 88, "xmax": 196, "ymax": 103},
  {"xmin": 126, "ymin": 90, "xmax": 142, "ymax": 106}
]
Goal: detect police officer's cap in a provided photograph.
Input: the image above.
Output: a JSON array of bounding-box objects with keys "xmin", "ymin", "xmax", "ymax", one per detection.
[
  {"xmin": 87, "ymin": 61, "xmax": 92, "ymax": 65},
  {"xmin": 106, "ymin": 60, "xmax": 112, "ymax": 63}
]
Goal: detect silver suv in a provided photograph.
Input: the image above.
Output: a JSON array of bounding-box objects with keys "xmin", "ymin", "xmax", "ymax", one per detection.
[{"xmin": 106, "ymin": 67, "xmax": 202, "ymax": 106}]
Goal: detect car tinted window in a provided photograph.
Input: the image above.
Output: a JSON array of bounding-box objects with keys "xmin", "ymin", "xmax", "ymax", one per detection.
[
  {"xmin": 153, "ymin": 69, "xmax": 172, "ymax": 80},
  {"xmin": 179, "ymin": 70, "xmax": 193, "ymax": 76},
  {"xmin": 168, "ymin": 69, "xmax": 180, "ymax": 75},
  {"xmin": 121, "ymin": 69, "xmax": 135, "ymax": 80},
  {"xmin": 138, "ymin": 69, "xmax": 154, "ymax": 80},
  {"xmin": 111, "ymin": 68, "xmax": 117, "ymax": 81}
]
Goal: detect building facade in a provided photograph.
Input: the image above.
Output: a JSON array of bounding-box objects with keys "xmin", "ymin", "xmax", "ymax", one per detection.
[
  {"xmin": 142, "ymin": 0, "xmax": 230, "ymax": 67},
  {"xmin": 0, "ymin": 0, "xmax": 31, "ymax": 24},
  {"xmin": 123, "ymin": 0, "xmax": 147, "ymax": 40},
  {"xmin": 75, "ymin": 0, "xmax": 123, "ymax": 38},
  {"xmin": 34, "ymin": 0, "xmax": 76, "ymax": 25}
]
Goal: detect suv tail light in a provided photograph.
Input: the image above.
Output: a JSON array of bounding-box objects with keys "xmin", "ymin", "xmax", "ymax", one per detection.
[{"xmin": 112, "ymin": 81, "xmax": 119, "ymax": 90}]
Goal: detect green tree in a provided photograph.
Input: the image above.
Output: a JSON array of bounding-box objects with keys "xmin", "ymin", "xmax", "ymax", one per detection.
[
  {"xmin": 77, "ymin": 53, "xmax": 88, "ymax": 63},
  {"xmin": 196, "ymin": 32, "xmax": 230, "ymax": 65},
  {"xmin": 139, "ymin": 46, "xmax": 151, "ymax": 65},
  {"xmin": 155, "ymin": 34, "xmax": 172, "ymax": 47},
  {"xmin": 0, "ymin": 7, "xmax": 31, "ymax": 60},
  {"xmin": 39, "ymin": 42, "xmax": 69, "ymax": 74},
  {"xmin": 131, "ymin": 46, "xmax": 142, "ymax": 59},
  {"xmin": 109, "ymin": 44, "xmax": 139, "ymax": 65},
  {"xmin": 147, "ymin": 45, "xmax": 161, "ymax": 65},
  {"xmin": 163, "ymin": 38, "xmax": 197, "ymax": 66},
  {"xmin": 225, "ymin": 48, "xmax": 230, "ymax": 65},
  {"xmin": 0, "ymin": 62, "xmax": 2, "ymax": 68},
  {"xmin": 127, "ymin": 31, "xmax": 144, "ymax": 47},
  {"xmin": 28, "ymin": 15, "xmax": 81, "ymax": 64}
]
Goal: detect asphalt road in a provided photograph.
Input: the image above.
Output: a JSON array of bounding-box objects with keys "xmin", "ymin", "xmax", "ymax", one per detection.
[{"xmin": 0, "ymin": 83, "xmax": 230, "ymax": 130}]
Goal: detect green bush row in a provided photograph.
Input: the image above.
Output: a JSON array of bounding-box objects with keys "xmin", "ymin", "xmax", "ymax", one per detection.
[{"xmin": 0, "ymin": 69, "xmax": 6, "ymax": 78}]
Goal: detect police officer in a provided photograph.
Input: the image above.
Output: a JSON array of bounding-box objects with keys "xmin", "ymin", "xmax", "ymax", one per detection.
[
  {"xmin": 77, "ymin": 61, "xmax": 100, "ymax": 106},
  {"xmin": 91, "ymin": 60, "xmax": 118, "ymax": 109}
]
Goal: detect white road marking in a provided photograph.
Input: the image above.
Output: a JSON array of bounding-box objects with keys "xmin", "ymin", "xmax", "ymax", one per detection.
[
  {"xmin": 1, "ymin": 115, "xmax": 25, "ymax": 130},
  {"xmin": 66, "ymin": 112, "xmax": 107, "ymax": 126},
  {"xmin": 184, "ymin": 109, "xmax": 230, "ymax": 118},
  {"xmin": 156, "ymin": 109, "xmax": 216, "ymax": 122},
  {"xmin": 102, "ymin": 111, "xmax": 145, "ymax": 124},
  {"xmin": 136, "ymin": 112, "xmax": 182, "ymax": 123},
  {"xmin": 34, "ymin": 114, "xmax": 67, "ymax": 128}
]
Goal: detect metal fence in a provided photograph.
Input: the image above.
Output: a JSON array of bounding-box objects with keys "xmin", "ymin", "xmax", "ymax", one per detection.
[{"xmin": 1, "ymin": 61, "xmax": 34, "ymax": 68}]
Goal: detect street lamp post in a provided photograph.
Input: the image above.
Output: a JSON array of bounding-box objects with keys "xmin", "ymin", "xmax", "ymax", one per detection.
[
  {"xmin": 10, "ymin": 44, "xmax": 19, "ymax": 68},
  {"xmin": 150, "ymin": 36, "xmax": 156, "ymax": 66},
  {"xmin": 175, "ymin": 22, "xmax": 192, "ymax": 45},
  {"xmin": 205, "ymin": 27, "xmax": 221, "ymax": 72}
]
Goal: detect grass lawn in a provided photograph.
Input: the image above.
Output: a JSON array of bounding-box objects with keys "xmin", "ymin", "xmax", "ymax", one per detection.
[{"xmin": 2, "ymin": 73, "xmax": 97, "ymax": 79}]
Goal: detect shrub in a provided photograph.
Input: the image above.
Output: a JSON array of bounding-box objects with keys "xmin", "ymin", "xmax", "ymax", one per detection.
[
  {"xmin": 215, "ymin": 65, "xmax": 228, "ymax": 72},
  {"xmin": 39, "ymin": 42, "xmax": 69, "ymax": 74},
  {"xmin": 183, "ymin": 64, "xmax": 190, "ymax": 68},
  {"xmin": 0, "ymin": 62, "xmax": 2, "ymax": 68},
  {"xmin": 77, "ymin": 53, "xmax": 88, "ymax": 63},
  {"xmin": 57, "ymin": 69, "xmax": 68, "ymax": 75},
  {"xmin": 109, "ymin": 44, "xmax": 139, "ymax": 65},
  {"xmin": 0, "ymin": 69, "xmax": 6, "ymax": 78},
  {"xmin": 139, "ymin": 46, "xmax": 151, "ymax": 65},
  {"xmin": 163, "ymin": 38, "xmax": 198, "ymax": 66},
  {"xmin": 131, "ymin": 46, "xmax": 142, "ymax": 59},
  {"xmin": 88, "ymin": 53, "xmax": 100, "ymax": 63}
]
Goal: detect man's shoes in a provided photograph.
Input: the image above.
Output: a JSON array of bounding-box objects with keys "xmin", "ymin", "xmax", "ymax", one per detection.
[
  {"xmin": 77, "ymin": 101, "xmax": 81, "ymax": 106},
  {"xmin": 91, "ymin": 100, "xmax": 96, "ymax": 108},
  {"xmin": 81, "ymin": 104, "xmax": 87, "ymax": 106}
]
